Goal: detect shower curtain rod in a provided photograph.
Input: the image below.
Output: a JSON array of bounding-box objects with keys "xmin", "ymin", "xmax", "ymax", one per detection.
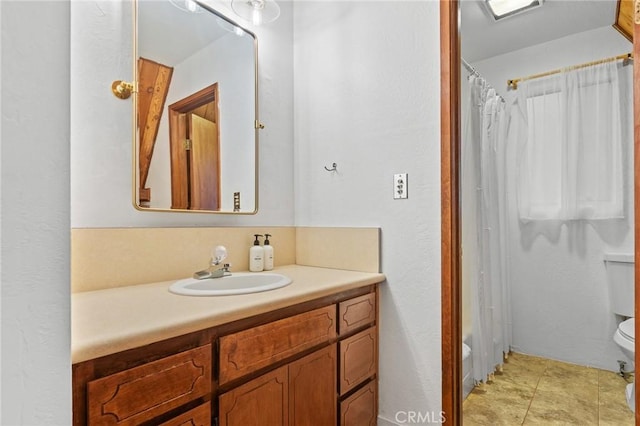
[
  {"xmin": 462, "ymin": 57, "xmax": 505, "ymax": 103},
  {"xmin": 507, "ymin": 52, "xmax": 633, "ymax": 90},
  {"xmin": 462, "ymin": 58, "xmax": 479, "ymax": 76}
]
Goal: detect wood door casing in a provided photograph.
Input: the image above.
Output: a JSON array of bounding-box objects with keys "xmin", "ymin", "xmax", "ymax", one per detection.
[
  {"xmin": 439, "ymin": 1, "xmax": 468, "ymax": 423},
  {"xmin": 633, "ymin": 5, "xmax": 640, "ymax": 420}
]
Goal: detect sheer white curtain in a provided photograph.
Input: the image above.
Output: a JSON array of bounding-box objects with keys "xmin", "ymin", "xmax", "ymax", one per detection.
[
  {"xmin": 512, "ymin": 61, "xmax": 624, "ymax": 221},
  {"xmin": 461, "ymin": 74, "xmax": 512, "ymax": 384}
]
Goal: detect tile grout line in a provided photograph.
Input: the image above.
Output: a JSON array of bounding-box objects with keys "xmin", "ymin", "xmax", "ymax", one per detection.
[
  {"xmin": 521, "ymin": 358, "xmax": 548, "ymax": 425},
  {"xmin": 597, "ymin": 369, "xmax": 600, "ymax": 425}
]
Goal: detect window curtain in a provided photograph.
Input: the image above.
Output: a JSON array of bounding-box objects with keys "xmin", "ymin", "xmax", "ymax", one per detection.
[
  {"xmin": 461, "ymin": 74, "xmax": 512, "ymax": 384},
  {"xmin": 512, "ymin": 61, "xmax": 624, "ymax": 222}
]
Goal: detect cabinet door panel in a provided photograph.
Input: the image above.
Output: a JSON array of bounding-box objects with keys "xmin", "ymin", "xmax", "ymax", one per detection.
[
  {"xmin": 219, "ymin": 366, "xmax": 289, "ymax": 426},
  {"xmin": 340, "ymin": 380, "xmax": 376, "ymax": 426},
  {"xmin": 87, "ymin": 345, "xmax": 211, "ymax": 425},
  {"xmin": 339, "ymin": 327, "xmax": 377, "ymax": 395},
  {"xmin": 289, "ymin": 344, "xmax": 336, "ymax": 426}
]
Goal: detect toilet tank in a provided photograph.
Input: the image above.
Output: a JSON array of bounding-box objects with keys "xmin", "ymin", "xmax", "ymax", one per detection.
[{"xmin": 604, "ymin": 253, "xmax": 635, "ymax": 317}]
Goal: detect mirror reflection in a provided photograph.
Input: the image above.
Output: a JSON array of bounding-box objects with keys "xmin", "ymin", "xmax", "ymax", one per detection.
[{"xmin": 135, "ymin": 0, "xmax": 258, "ymax": 213}]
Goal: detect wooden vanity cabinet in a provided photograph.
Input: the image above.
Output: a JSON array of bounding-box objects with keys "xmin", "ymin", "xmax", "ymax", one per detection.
[{"xmin": 73, "ymin": 284, "xmax": 379, "ymax": 426}]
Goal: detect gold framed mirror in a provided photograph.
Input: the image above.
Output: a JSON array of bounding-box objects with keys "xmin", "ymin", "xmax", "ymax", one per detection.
[{"xmin": 132, "ymin": 0, "xmax": 259, "ymax": 214}]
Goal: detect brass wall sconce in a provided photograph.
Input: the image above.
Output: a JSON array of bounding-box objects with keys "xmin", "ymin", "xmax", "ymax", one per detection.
[{"xmin": 111, "ymin": 80, "xmax": 135, "ymax": 99}]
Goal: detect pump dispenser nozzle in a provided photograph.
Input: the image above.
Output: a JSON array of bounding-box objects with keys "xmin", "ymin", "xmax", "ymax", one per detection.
[{"xmin": 253, "ymin": 234, "xmax": 263, "ymax": 245}]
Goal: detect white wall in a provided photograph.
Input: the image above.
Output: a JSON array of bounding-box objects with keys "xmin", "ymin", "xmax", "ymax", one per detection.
[
  {"xmin": 293, "ymin": 2, "xmax": 442, "ymax": 423},
  {"xmin": 472, "ymin": 26, "xmax": 633, "ymax": 371},
  {"xmin": 1, "ymin": 1, "xmax": 71, "ymax": 424},
  {"xmin": 71, "ymin": 0, "xmax": 294, "ymax": 228}
]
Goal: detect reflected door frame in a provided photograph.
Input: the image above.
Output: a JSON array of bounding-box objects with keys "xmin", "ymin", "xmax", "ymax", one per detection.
[{"xmin": 439, "ymin": 0, "xmax": 640, "ymax": 423}]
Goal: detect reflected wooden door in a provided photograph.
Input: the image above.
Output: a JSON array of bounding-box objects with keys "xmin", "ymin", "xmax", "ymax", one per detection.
[
  {"xmin": 168, "ymin": 84, "xmax": 221, "ymax": 210},
  {"xmin": 190, "ymin": 114, "xmax": 219, "ymax": 210}
]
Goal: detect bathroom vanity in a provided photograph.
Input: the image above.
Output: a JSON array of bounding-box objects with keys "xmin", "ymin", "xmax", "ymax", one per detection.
[{"xmin": 72, "ymin": 265, "xmax": 383, "ymax": 426}]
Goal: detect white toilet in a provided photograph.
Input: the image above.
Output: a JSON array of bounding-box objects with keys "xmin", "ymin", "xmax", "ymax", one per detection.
[{"xmin": 605, "ymin": 253, "xmax": 635, "ymax": 412}]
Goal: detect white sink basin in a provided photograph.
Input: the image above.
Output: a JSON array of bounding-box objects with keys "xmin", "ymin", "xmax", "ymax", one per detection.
[{"xmin": 169, "ymin": 272, "xmax": 292, "ymax": 296}]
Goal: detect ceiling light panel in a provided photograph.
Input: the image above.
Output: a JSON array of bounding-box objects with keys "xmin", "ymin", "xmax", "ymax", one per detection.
[{"xmin": 485, "ymin": 0, "xmax": 543, "ymax": 20}]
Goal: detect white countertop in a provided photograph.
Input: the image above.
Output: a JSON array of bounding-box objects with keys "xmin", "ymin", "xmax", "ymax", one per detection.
[{"xmin": 72, "ymin": 265, "xmax": 385, "ymax": 364}]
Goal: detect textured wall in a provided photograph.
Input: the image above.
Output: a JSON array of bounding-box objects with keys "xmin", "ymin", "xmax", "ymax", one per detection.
[
  {"xmin": 1, "ymin": 1, "xmax": 72, "ymax": 423},
  {"xmin": 292, "ymin": 2, "xmax": 442, "ymax": 423}
]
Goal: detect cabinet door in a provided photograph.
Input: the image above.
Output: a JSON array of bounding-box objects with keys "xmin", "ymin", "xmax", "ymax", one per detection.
[
  {"xmin": 288, "ymin": 344, "xmax": 337, "ymax": 426},
  {"xmin": 219, "ymin": 366, "xmax": 288, "ymax": 426}
]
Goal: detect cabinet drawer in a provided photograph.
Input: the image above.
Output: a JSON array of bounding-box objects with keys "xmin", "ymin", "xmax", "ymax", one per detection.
[
  {"xmin": 340, "ymin": 380, "xmax": 377, "ymax": 426},
  {"xmin": 87, "ymin": 344, "xmax": 212, "ymax": 425},
  {"xmin": 338, "ymin": 293, "xmax": 376, "ymax": 335},
  {"xmin": 219, "ymin": 305, "xmax": 336, "ymax": 384},
  {"xmin": 158, "ymin": 402, "xmax": 211, "ymax": 426},
  {"xmin": 339, "ymin": 327, "xmax": 377, "ymax": 395}
]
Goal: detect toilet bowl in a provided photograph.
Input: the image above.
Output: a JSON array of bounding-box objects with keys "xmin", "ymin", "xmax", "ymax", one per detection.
[
  {"xmin": 614, "ymin": 318, "xmax": 635, "ymax": 364},
  {"xmin": 614, "ymin": 318, "xmax": 635, "ymax": 412},
  {"xmin": 605, "ymin": 253, "xmax": 635, "ymax": 412}
]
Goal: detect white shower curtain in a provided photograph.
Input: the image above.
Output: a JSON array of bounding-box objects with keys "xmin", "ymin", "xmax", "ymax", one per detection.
[{"xmin": 461, "ymin": 74, "xmax": 512, "ymax": 384}]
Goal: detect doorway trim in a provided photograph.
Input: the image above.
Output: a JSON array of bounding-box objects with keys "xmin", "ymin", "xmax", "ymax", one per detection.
[
  {"xmin": 440, "ymin": 1, "xmax": 461, "ymax": 423},
  {"xmin": 440, "ymin": 0, "xmax": 640, "ymax": 422}
]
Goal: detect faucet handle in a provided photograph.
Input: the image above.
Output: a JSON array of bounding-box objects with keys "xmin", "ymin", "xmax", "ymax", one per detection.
[{"xmin": 211, "ymin": 245, "xmax": 228, "ymax": 265}]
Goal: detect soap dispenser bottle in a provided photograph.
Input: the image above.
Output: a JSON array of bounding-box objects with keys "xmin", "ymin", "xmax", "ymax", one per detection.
[
  {"xmin": 249, "ymin": 234, "xmax": 264, "ymax": 272},
  {"xmin": 263, "ymin": 233, "xmax": 274, "ymax": 271}
]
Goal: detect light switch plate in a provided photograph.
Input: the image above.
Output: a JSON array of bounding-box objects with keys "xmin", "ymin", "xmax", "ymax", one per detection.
[{"xmin": 394, "ymin": 173, "xmax": 408, "ymax": 199}]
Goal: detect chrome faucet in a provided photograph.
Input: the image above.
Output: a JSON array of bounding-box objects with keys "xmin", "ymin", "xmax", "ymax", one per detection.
[{"xmin": 193, "ymin": 245, "xmax": 231, "ymax": 280}]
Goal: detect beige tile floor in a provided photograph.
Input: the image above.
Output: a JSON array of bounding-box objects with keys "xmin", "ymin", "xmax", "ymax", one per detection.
[{"xmin": 463, "ymin": 352, "xmax": 635, "ymax": 425}]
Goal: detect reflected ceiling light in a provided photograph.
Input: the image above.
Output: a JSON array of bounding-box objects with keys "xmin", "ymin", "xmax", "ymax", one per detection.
[
  {"xmin": 216, "ymin": 17, "xmax": 247, "ymax": 37},
  {"xmin": 485, "ymin": 0, "xmax": 543, "ymax": 20},
  {"xmin": 231, "ymin": 0, "xmax": 280, "ymax": 26},
  {"xmin": 169, "ymin": 0, "xmax": 203, "ymax": 13}
]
